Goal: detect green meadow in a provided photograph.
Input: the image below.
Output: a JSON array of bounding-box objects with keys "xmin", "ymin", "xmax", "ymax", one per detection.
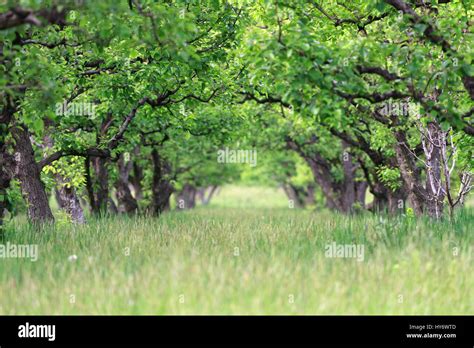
[{"xmin": 0, "ymin": 186, "xmax": 472, "ymax": 315}]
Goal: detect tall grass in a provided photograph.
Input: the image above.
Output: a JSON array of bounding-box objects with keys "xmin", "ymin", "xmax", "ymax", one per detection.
[{"xmin": 0, "ymin": 186, "xmax": 472, "ymax": 314}]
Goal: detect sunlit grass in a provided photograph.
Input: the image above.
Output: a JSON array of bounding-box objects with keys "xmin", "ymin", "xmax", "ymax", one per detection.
[
  {"xmin": 0, "ymin": 186, "xmax": 472, "ymax": 314},
  {"xmin": 207, "ymin": 184, "xmax": 290, "ymax": 209}
]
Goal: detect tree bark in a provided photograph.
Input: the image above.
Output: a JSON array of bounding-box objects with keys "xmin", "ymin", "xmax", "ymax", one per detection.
[
  {"xmin": 11, "ymin": 126, "xmax": 54, "ymax": 224},
  {"xmin": 0, "ymin": 101, "xmax": 15, "ymax": 232},
  {"xmin": 282, "ymin": 184, "xmax": 304, "ymax": 208},
  {"xmin": 129, "ymin": 147, "xmax": 144, "ymax": 201},
  {"xmin": 0, "ymin": 171, "xmax": 10, "ymax": 234},
  {"xmin": 85, "ymin": 156, "xmax": 97, "ymax": 213},
  {"xmin": 86, "ymin": 156, "xmax": 110, "ymax": 215},
  {"xmin": 304, "ymin": 184, "xmax": 316, "ymax": 206},
  {"xmin": 422, "ymin": 121, "xmax": 445, "ymax": 219},
  {"xmin": 355, "ymin": 181, "xmax": 368, "ymax": 208},
  {"xmin": 340, "ymin": 141, "xmax": 358, "ymax": 212},
  {"xmin": 303, "ymin": 155, "xmax": 343, "ymax": 211},
  {"xmin": 287, "ymin": 137, "xmax": 367, "ymax": 213},
  {"xmin": 393, "ymin": 129, "xmax": 426, "ymax": 215},
  {"xmin": 387, "ymin": 188, "xmax": 407, "ymax": 214},
  {"xmin": 115, "ymin": 154, "xmax": 138, "ymax": 214},
  {"xmin": 177, "ymin": 184, "xmax": 197, "ymax": 210},
  {"xmin": 151, "ymin": 148, "xmax": 174, "ymax": 215}
]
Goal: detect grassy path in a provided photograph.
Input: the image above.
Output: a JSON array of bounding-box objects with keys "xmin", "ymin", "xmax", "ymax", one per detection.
[{"xmin": 0, "ymin": 187, "xmax": 472, "ymax": 314}]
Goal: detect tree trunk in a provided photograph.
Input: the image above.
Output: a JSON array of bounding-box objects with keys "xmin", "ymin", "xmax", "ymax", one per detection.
[
  {"xmin": 367, "ymin": 177, "xmax": 407, "ymax": 214},
  {"xmin": 394, "ymin": 122, "xmax": 447, "ymax": 219},
  {"xmin": 290, "ymin": 142, "xmax": 366, "ymax": 214},
  {"xmin": 304, "ymin": 184, "xmax": 316, "ymax": 206},
  {"xmin": 355, "ymin": 181, "xmax": 368, "ymax": 209},
  {"xmin": 197, "ymin": 185, "xmax": 218, "ymax": 206},
  {"xmin": 387, "ymin": 188, "xmax": 407, "ymax": 215},
  {"xmin": 84, "ymin": 114, "xmax": 115, "ymax": 216},
  {"xmin": 0, "ymin": 178, "xmax": 9, "ymax": 234},
  {"xmin": 93, "ymin": 156, "xmax": 109, "ymax": 214},
  {"xmin": 423, "ymin": 121, "xmax": 445, "ymax": 219},
  {"xmin": 85, "ymin": 156, "xmax": 98, "ymax": 213},
  {"xmin": 129, "ymin": 147, "xmax": 144, "ymax": 201},
  {"xmin": 340, "ymin": 141, "xmax": 358, "ymax": 212},
  {"xmin": 287, "ymin": 138, "xmax": 366, "ymax": 213},
  {"xmin": 304, "ymin": 156, "xmax": 344, "ymax": 211},
  {"xmin": 11, "ymin": 126, "xmax": 54, "ymax": 224},
  {"xmin": 86, "ymin": 156, "xmax": 110, "ymax": 215},
  {"xmin": 108, "ymin": 197, "xmax": 118, "ymax": 214},
  {"xmin": 151, "ymin": 149, "xmax": 174, "ymax": 215},
  {"xmin": 54, "ymin": 177, "xmax": 86, "ymax": 224},
  {"xmin": 393, "ymin": 129, "xmax": 426, "ymax": 216},
  {"xmin": 43, "ymin": 134, "xmax": 85, "ymax": 224},
  {"xmin": 207, "ymin": 185, "xmax": 218, "ymax": 205},
  {"xmin": 115, "ymin": 154, "xmax": 138, "ymax": 214},
  {"xmin": 0, "ymin": 101, "xmax": 14, "ymax": 232},
  {"xmin": 177, "ymin": 184, "xmax": 197, "ymax": 210},
  {"xmin": 281, "ymin": 184, "xmax": 304, "ymax": 208}
]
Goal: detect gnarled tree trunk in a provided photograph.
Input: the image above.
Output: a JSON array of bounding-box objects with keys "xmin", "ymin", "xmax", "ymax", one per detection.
[
  {"xmin": 423, "ymin": 121, "xmax": 445, "ymax": 219},
  {"xmin": 11, "ymin": 126, "xmax": 54, "ymax": 224},
  {"xmin": 287, "ymin": 137, "xmax": 366, "ymax": 213},
  {"xmin": 393, "ymin": 129, "xmax": 426, "ymax": 216},
  {"xmin": 115, "ymin": 154, "xmax": 138, "ymax": 214},
  {"xmin": 393, "ymin": 121, "xmax": 448, "ymax": 219},
  {"xmin": 151, "ymin": 149, "xmax": 174, "ymax": 215}
]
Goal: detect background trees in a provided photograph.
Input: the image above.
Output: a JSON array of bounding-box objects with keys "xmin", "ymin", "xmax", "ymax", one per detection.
[
  {"xmin": 236, "ymin": 0, "xmax": 472, "ymax": 217},
  {"xmin": 0, "ymin": 0, "xmax": 472, "ymax": 229}
]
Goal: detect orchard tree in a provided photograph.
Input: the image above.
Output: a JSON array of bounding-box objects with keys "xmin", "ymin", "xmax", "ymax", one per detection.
[
  {"xmin": 235, "ymin": 0, "xmax": 472, "ymax": 218},
  {"xmin": 1, "ymin": 0, "xmax": 246, "ymax": 225}
]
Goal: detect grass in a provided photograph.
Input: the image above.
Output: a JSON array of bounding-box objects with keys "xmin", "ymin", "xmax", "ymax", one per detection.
[{"xmin": 0, "ymin": 185, "xmax": 472, "ymax": 314}]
